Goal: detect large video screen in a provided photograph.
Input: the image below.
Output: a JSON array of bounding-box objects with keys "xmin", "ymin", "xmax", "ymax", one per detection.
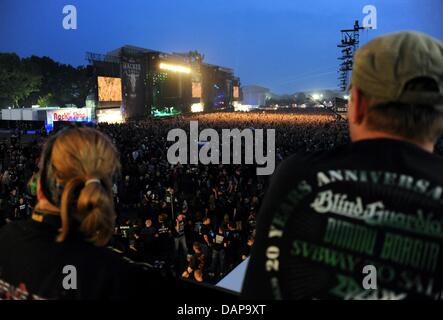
[
  {"xmin": 192, "ymin": 82, "xmax": 202, "ymax": 98},
  {"xmin": 97, "ymin": 76, "xmax": 122, "ymax": 102},
  {"xmin": 233, "ymin": 86, "xmax": 239, "ymax": 99}
]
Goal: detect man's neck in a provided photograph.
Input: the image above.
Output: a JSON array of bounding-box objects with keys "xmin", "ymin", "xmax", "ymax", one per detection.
[{"xmin": 352, "ymin": 130, "xmax": 434, "ymax": 153}]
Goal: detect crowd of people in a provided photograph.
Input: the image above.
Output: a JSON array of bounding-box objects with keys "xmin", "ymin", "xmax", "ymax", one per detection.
[
  {"xmin": 1, "ymin": 111, "xmax": 443, "ymax": 284},
  {"xmin": 98, "ymin": 112, "xmax": 350, "ymax": 282},
  {"xmin": 0, "ymin": 132, "xmax": 39, "ymax": 225}
]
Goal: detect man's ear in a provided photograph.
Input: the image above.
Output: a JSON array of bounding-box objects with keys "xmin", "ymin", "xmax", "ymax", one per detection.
[{"xmin": 350, "ymin": 87, "xmax": 368, "ymax": 125}]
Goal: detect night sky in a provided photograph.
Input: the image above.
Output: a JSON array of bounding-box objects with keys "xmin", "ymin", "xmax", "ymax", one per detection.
[{"xmin": 1, "ymin": 0, "xmax": 442, "ymax": 94}]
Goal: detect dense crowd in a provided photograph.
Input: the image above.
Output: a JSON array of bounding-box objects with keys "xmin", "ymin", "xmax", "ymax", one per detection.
[
  {"xmin": 1, "ymin": 111, "xmax": 443, "ymax": 284},
  {"xmin": 0, "ymin": 132, "xmax": 39, "ymax": 223}
]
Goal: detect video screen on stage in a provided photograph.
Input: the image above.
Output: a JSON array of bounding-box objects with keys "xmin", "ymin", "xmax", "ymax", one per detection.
[
  {"xmin": 192, "ymin": 82, "xmax": 202, "ymax": 98},
  {"xmin": 97, "ymin": 76, "xmax": 122, "ymax": 102},
  {"xmin": 233, "ymin": 86, "xmax": 239, "ymax": 99}
]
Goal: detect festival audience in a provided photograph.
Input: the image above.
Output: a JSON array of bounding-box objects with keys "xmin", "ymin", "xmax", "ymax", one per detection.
[{"xmin": 1, "ymin": 111, "xmax": 442, "ymax": 284}]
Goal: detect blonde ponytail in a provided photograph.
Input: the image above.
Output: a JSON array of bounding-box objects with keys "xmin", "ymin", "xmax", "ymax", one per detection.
[
  {"xmin": 76, "ymin": 179, "xmax": 115, "ymax": 246},
  {"xmin": 57, "ymin": 177, "xmax": 84, "ymax": 243}
]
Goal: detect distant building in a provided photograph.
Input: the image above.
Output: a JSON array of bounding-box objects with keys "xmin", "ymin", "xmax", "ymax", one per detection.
[{"xmin": 241, "ymin": 85, "xmax": 270, "ymax": 107}]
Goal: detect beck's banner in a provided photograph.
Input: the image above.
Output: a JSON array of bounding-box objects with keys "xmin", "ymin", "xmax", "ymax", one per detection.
[{"xmin": 121, "ymin": 50, "xmax": 145, "ymax": 119}]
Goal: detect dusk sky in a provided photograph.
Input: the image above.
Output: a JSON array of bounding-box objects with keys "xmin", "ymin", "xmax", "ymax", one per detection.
[{"xmin": 1, "ymin": 0, "xmax": 442, "ymax": 94}]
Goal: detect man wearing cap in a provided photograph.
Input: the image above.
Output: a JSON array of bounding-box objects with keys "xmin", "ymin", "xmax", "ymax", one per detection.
[{"xmin": 242, "ymin": 31, "xmax": 443, "ymax": 300}]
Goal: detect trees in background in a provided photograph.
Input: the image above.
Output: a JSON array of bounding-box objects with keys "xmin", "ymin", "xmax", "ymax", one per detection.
[
  {"xmin": 0, "ymin": 53, "xmax": 93, "ymax": 108},
  {"xmin": 0, "ymin": 53, "xmax": 41, "ymax": 108}
]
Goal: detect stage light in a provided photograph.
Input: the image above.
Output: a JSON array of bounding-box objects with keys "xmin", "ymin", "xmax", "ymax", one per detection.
[
  {"xmin": 343, "ymin": 95, "xmax": 350, "ymax": 100},
  {"xmin": 191, "ymin": 103, "xmax": 204, "ymax": 113},
  {"xmin": 233, "ymin": 102, "xmax": 252, "ymax": 112},
  {"xmin": 312, "ymin": 94, "xmax": 321, "ymax": 100},
  {"xmin": 159, "ymin": 63, "xmax": 191, "ymax": 74},
  {"xmin": 97, "ymin": 109, "xmax": 123, "ymax": 123}
]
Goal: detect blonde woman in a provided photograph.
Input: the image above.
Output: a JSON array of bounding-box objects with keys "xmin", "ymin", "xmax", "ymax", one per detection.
[{"xmin": 0, "ymin": 127, "xmax": 147, "ymax": 300}]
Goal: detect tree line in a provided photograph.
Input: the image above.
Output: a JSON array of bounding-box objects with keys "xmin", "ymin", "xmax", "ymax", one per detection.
[{"xmin": 0, "ymin": 53, "xmax": 93, "ymax": 109}]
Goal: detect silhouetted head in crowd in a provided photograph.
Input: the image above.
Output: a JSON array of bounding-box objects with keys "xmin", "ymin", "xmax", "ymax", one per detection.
[
  {"xmin": 158, "ymin": 213, "xmax": 168, "ymax": 223},
  {"xmin": 193, "ymin": 242, "xmax": 202, "ymax": 253}
]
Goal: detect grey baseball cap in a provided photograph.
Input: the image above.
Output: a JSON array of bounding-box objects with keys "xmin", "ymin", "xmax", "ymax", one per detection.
[{"xmin": 351, "ymin": 31, "xmax": 443, "ymax": 108}]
